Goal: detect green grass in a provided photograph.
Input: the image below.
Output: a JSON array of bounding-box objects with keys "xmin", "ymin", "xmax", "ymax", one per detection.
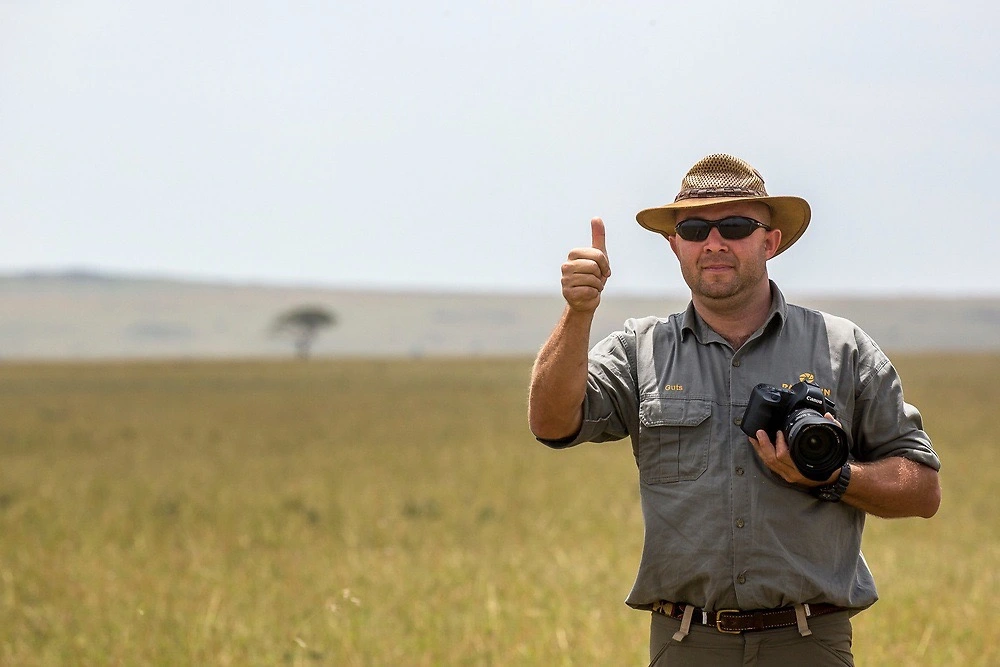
[{"xmin": 0, "ymin": 354, "xmax": 995, "ymax": 665}]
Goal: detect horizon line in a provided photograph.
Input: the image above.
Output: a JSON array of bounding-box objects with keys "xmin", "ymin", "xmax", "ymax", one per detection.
[{"xmin": 2, "ymin": 267, "xmax": 998, "ymax": 300}]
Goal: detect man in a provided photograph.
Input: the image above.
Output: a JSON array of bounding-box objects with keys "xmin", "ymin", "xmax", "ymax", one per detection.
[{"xmin": 527, "ymin": 154, "xmax": 941, "ymax": 666}]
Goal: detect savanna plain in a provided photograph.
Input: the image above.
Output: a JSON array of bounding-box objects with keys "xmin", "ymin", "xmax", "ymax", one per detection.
[{"xmin": 0, "ymin": 354, "xmax": 996, "ymax": 666}]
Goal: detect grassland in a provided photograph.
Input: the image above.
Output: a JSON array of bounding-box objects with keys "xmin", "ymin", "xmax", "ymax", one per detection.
[{"xmin": 0, "ymin": 354, "xmax": 996, "ymax": 665}]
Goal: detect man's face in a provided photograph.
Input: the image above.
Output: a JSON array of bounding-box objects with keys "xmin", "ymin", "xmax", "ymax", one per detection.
[{"xmin": 668, "ymin": 201, "xmax": 781, "ymax": 302}]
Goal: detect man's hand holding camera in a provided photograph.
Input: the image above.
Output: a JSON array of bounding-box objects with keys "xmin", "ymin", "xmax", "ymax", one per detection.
[{"xmin": 749, "ymin": 418, "xmax": 843, "ymax": 487}]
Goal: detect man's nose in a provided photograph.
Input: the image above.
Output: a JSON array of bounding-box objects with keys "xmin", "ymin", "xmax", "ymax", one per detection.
[{"xmin": 703, "ymin": 227, "xmax": 729, "ymax": 251}]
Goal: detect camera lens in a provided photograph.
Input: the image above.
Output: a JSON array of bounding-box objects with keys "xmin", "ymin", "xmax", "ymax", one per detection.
[{"xmin": 784, "ymin": 409, "xmax": 849, "ymax": 481}]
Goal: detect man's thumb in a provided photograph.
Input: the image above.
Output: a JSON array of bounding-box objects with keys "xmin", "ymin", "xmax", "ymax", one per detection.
[{"xmin": 591, "ymin": 217, "xmax": 607, "ymax": 255}]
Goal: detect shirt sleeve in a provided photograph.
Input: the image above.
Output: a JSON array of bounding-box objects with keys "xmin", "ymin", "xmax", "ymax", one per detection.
[
  {"xmin": 851, "ymin": 334, "xmax": 941, "ymax": 471},
  {"xmin": 536, "ymin": 327, "xmax": 639, "ymax": 450}
]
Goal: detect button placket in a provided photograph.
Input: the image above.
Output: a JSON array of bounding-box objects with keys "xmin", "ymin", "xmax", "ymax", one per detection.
[{"xmin": 729, "ymin": 350, "xmax": 753, "ymax": 603}]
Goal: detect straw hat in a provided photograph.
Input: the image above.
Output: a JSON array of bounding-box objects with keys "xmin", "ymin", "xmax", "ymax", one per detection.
[{"xmin": 635, "ymin": 154, "xmax": 811, "ymax": 256}]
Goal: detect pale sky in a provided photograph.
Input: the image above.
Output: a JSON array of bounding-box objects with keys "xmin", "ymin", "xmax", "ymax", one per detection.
[{"xmin": 2, "ymin": 1, "xmax": 998, "ymax": 297}]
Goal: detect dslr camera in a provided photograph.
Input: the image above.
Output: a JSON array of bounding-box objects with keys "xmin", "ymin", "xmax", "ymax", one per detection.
[{"xmin": 740, "ymin": 381, "xmax": 849, "ymax": 481}]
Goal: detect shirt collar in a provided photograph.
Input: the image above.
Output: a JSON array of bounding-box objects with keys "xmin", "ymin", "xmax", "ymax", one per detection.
[{"xmin": 681, "ymin": 280, "xmax": 788, "ymax": 345}]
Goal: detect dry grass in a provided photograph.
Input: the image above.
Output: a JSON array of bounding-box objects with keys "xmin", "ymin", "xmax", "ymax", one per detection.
[{"xmin": 0, "ymin": 354, "xmax": 995, "ymax": 665}]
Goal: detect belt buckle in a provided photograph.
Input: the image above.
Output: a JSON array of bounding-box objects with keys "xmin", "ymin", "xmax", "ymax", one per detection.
[{"xmin": 715, "ymin": 609, "xmax": 743, "ymax": 634}]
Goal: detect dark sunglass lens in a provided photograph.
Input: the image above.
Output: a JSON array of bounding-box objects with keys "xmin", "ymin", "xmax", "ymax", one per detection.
[
  {"xmin": 675, "ymin": 220, "xmax": 710, "ymax": 241},
  {"xmin": 717, "ymin": 217, "xmax": 757, "ymax": 239}
]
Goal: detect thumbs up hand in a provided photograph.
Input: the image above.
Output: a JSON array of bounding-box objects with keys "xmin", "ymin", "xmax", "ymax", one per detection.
[{"xmin": 561, "ymin": 217, "xmax": 612, "ymax": 313}]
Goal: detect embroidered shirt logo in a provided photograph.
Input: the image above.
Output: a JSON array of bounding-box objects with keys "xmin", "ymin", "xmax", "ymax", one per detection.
[
  {"xmin": 664, "ymin": 384, "xmax": 684, "ymax": 391},
  {"xmin": 782, "ymin": 371, "xmax": 832, "ymax": 397}
]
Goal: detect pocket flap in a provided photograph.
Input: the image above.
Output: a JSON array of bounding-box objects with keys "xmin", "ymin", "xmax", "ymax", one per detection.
[{"xmin": 640, "ymin": 399, "xmax": 711, "ymax": 427}]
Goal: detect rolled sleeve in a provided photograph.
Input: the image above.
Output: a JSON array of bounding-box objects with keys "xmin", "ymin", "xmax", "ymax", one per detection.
[
  {"xmin": 853, "ymin": 350, "xmax": 941, "ymax": 471},
  {"xmin": 536, "ymin": 329, "xmax": 638, "ymax": 450}
]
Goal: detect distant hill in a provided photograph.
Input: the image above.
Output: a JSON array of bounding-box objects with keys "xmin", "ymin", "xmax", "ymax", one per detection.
[{"xmin": 1, "ymin": 272, "xmax": 998, "ymax": 359}]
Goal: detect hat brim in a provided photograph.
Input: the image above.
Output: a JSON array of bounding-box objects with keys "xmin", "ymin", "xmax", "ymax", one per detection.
[{"xmin": 635, "ymin": 195, "xmax": 811, "ymax": 257}]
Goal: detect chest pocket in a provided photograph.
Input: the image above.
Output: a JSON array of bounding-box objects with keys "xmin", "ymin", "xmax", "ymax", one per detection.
[{"xmin": 636, "ymin": 399, "xmax": 712, "ymax": 484}]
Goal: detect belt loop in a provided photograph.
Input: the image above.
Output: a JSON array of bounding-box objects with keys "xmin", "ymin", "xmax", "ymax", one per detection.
[
  {"xmin": 794, "ymin": 603, "xmax": 812, "ymax": 637},
  {"xmin": 672, "ymin": 604, "xmax": 695, "ymax": 642}
]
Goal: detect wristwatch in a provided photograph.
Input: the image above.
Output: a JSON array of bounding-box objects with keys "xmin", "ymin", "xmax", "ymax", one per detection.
[{"xmin": 812, "ymin": 463, "xmax": 852, "ymax": 502}]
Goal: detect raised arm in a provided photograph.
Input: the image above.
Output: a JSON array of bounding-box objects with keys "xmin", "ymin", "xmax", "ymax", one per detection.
[{"xmin": 528, "ymin": 218, "xmax": 611, "ymax": 440}]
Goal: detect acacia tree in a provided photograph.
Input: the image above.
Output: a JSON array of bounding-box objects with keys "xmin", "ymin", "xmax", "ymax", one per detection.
[{"xmin": 272, "ymin": 306, "xmax": 337, "ymax": 359}]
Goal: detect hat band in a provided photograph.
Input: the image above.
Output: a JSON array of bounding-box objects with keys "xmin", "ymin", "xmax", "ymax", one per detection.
[{"xmin": 675, "ymin": 186, "xmax": 767, "ymax": 202}]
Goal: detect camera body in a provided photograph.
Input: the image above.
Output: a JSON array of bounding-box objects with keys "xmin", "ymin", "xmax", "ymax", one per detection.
[{"xmin": 740, "ymin": 381, "xmax": 850, "ymax": 481}]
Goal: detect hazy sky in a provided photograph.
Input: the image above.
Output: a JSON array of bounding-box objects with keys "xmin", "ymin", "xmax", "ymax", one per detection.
[{"xmin": 2, "ymin": 1, "xmax": 998, "ymax": 297}]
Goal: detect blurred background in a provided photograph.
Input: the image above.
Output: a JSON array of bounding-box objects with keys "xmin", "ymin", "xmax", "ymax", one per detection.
[{"xmin": 2, "ymin": 1, "xmax": 998, "ymax": 361}]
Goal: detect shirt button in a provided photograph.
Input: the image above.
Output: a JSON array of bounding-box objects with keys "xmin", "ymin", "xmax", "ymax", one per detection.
[
  {"xmin": 735, "ymin": 466, "xmax": 745, "ymax": 476},
  {"xmin": 733, "ymin": 360, "xmax": 741, "ymax": 367},
  {"xmin": 737, "ymin": 573, "xmax": 747, "ymax": 585},
  {"xmin": 733, "ymin": 417, "xmax": 742, "ymax": 426},
  {"xmin": 736, "ymin": 518, "xmax": 745, "ymax": 528}
]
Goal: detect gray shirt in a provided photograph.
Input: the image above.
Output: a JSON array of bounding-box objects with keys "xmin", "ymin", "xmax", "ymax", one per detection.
[{"xmin": 539, "ymin": 282, "xmax": 940, "ymax": 612}]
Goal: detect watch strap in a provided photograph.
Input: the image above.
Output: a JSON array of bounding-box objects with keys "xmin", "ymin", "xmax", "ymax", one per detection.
[{"xmin": 812, "ymin": 463, "xmax": 851, "ymax": 502}]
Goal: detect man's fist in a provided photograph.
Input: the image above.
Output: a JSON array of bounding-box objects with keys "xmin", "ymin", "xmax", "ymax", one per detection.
[{"xmin": 561, "ymin": 217, "xmax": 612, "ymax": 313}]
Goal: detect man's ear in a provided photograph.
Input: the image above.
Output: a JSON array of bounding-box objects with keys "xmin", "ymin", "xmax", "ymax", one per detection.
[
  {"xmin": 764, "ymin": 229, "xmax": 782, "ymax": 259},
  {"xmin": 665, "ymin": 233, "xmax": 680, "ymax": 258}
]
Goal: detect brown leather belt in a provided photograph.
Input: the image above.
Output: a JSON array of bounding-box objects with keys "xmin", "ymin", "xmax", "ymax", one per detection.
[{"xmin": 652, "ymin": 601, "xmax": 846, "ymax": 634}]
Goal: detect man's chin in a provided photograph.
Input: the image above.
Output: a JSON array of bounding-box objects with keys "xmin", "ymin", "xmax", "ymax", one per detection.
[{"xmin": 695, "ymin": 278, "xmax": 741, "ymax": 300}]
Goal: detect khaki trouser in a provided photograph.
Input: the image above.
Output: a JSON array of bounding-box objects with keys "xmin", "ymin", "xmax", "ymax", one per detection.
[{"xmin": 649, "ymin": 609, "xmax": 855, "ymax": 666}]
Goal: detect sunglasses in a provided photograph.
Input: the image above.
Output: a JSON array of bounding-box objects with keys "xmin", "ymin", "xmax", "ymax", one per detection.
[{"xmin": 674, "ymin": 216, "xmax": 771, "ymax": 242}]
